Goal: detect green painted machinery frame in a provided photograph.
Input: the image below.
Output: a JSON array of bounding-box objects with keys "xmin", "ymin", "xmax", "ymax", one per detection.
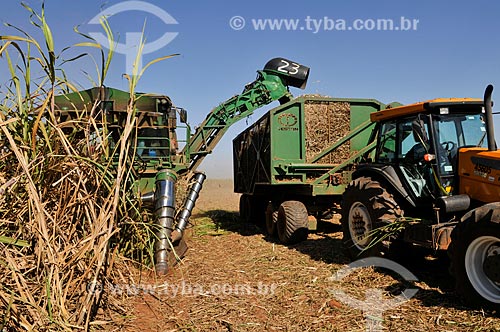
[
  {"xmin": 233, "ymin": 96, "xmax": 388, "ymax": 197},
  {"xmin": 54, "ymin": 59, "xmax": 310, "ymax": 184},
  {"xmin": 52, "ymin": 58, "xmax": 311, "ymax": 273}
]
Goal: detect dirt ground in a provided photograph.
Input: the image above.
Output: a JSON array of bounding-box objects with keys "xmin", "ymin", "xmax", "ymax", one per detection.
[{"xmin": 108, "ymin": 179, "xmax": 500, "ymax": 332}]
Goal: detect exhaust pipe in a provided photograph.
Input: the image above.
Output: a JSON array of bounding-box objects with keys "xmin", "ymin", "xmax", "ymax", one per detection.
[
  {"xmin": 171, "ymin": 172, "xmax": 206, "ymax": 242},
  {"xmin": 153, "ymin": 169, "xmax": 177, "ymax": 275},
  {"xmin": 484, "ymin": 84, "xmax": 496, "ymax": 151}
]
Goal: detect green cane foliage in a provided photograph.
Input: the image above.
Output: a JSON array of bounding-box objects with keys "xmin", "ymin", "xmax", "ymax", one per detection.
[
  {"xmin": 359, "ymin": 217, "xmax": 426, "ymax": 254},
  {"xmin": 122, "ymin": 22, "xmax": 179, "ymax": 94},
  {"xmin": 20, "ymin": 1, "xmax": 55, "ymax": 83},
  {"xmin": 74, "ymin": 15, "xmax": 116, "ymax": 87}
]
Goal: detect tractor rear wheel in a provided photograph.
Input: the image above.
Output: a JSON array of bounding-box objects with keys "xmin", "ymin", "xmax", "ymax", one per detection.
[
  {"xmin": 277, "ymin": 201, "xmax": 309, "ymax": 244},
  {"xmin": 340, "ymin": 177, "xmax": 403, "ymax": 259},
  {"xmin": 449, "ymin": 202, "xmax": 500, "ymax": 308}
]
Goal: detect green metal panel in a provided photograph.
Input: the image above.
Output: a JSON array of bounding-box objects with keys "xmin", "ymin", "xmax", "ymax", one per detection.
[
  {"xmin": 349, "ymin": 100, "xmax": 384, "ymax": 152},
  {"xmin": 270, "ymin": 101, "xmax": 305, "ymax": 165},
  {"xmin": 270, "ymin": 100, "xmax": 307, "ymax": 183},
  {"xmin": 54, "ymin": 87, "xmax": 167, "ymax": 112}
]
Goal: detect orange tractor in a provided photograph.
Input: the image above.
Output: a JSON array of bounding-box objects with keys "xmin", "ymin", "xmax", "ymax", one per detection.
[{"xmin": 341, "ymin": 85, "xmax": 500, "ymax": 308}]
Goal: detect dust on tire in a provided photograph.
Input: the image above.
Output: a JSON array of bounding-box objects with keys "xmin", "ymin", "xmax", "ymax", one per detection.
[{"xmin": 340, "ymin": 176, "xmax": 403, "ymax": 259}]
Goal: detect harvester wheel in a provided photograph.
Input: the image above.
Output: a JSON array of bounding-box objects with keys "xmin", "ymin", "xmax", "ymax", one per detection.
[
  {"xmin": 340, "ymin": 177, "xmax": 403, "ymax": 259},
  {"xmin": 448, "ymin": 202, "xmax": 500, "ymax": 308},
  {"xmin": 265, "ymin": 202, "xmax": 278, "ymax": 236},
  {"xmin": 277, "ymin": 201, "xmax": 309, "ymax": 244}
]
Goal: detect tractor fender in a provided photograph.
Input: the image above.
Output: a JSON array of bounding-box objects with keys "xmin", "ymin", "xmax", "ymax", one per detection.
[{"xmin": 352, "ymin": 165, "xmax": 416, "ymax": 208}]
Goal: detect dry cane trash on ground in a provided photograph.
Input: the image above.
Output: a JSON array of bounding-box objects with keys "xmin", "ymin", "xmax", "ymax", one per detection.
[{"xmin": 107, "ymin": 180, "xmax": 500, "ymax": 332}]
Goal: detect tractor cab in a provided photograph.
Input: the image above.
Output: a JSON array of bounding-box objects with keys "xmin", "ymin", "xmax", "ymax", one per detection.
[{"xmin": 369, "ymin": 99, "xmax": 488, "ymax": 210}]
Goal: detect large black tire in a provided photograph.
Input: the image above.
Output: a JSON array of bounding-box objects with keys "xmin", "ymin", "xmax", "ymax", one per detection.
[
  {"xmin": 265, "ymin": 202, "xmax": 278, "ymax": 236},
  {"xmin": 239, "ymin": 194, "xmax": 266, "ymax": 225},
  {"xmin": 340, "ymin": 177, "xmax": 403, "ymax": 259},
  {"xmin": 448, "ymin": 203, "xmax": 500, "ymax": 309},
  {"xmin": 277, "ymin": 201, "xmax": 309, "ymax": 244},
  {"xmin": 239, "ymin": 194, "xmax": 251, "ymax": 223}
]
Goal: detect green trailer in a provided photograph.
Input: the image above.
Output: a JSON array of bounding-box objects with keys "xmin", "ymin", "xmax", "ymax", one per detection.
[{"xmin": 233, "ymin": 96, "xmax": 392, "ymax": 243}]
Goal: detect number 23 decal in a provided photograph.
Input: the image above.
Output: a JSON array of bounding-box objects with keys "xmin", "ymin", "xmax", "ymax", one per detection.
[{"xmin": 277, "ymin": 59, "xmax": 300, "ymax": 75}]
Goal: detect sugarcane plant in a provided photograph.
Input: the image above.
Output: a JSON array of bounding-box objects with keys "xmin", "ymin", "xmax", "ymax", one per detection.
[{"xmin": 0, "ymin": 3, "xmax": 177, "ymax": 330}]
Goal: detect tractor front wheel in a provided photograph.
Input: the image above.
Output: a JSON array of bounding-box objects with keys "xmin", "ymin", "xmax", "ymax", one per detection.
[{"xmin": 449, "ymin": 203, "xmax": 500, "ymax": 308}]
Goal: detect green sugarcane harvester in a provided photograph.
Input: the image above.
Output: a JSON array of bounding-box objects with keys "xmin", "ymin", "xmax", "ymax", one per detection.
[{"xmin": 54, "ymin": 58, "xmax": 310, "ymax": 274}]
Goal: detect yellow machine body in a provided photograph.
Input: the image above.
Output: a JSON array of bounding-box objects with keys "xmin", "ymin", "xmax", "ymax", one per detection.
[{"xmin": 458, "ymin": 147, "xmax": 500, "ymax": 203}]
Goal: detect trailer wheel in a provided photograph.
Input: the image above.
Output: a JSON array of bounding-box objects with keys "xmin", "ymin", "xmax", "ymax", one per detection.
[
  {"xmin": 239, "ymin": 194, "xmax": 251, "ymax": 223},
  {"xmin": 277, "ymin": 201, "xmax": 309, "ymax": 244},
  {"xmin": 239, "ymin": 194, "xmax": 266, "ymax": 225},
  {"xmin": 448, "ymin": 202, "xmax": 500, "ymax": 308},
  {"xmin": 265, "ymin": 202, "xmax": 278, "ymax": 236},
  {"xmin": 340, "ymin": 177, "xmax": 403, "ymax": 259}
]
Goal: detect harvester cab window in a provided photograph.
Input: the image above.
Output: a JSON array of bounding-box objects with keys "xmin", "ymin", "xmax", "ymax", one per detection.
[{"xmin": 136, "ymin": 128, "xmax": 170, "ymax": 158}]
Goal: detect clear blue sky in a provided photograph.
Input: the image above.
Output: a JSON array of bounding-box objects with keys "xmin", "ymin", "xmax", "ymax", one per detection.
[{"xmin": 2, "ymin": 0, "xmax": 500, "ymax": 178}]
